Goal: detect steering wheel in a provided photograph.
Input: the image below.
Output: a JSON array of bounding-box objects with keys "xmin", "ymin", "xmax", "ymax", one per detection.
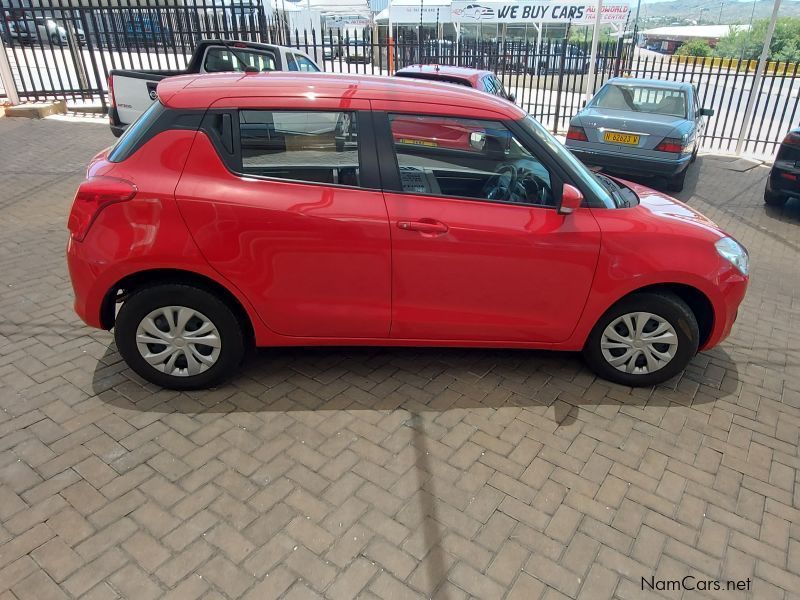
[
  {"xmin": 519, "ymin": 171, "xmax": 552, "ymax": 206},
  {"xmin": 483, "ymin": 164, "xmax": 520, "ymax": 202}
]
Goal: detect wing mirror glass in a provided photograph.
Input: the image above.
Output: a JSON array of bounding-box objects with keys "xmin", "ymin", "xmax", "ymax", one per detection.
[
  {"xmin": 698, "ymin": 108, "xmax": 715, "ymax": 117},
  {"xmin": 469, "ymin": 131, "xmax": 486, "ymax": 151},
  {"xmin": 559, "ymin": 183, "xmax": 583, "ymax": 215}
]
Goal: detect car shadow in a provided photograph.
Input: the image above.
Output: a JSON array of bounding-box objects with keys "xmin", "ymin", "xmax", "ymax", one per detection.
[
  {"xmin": 764, "ymin": 195, "xmax": 800, "ymax": 224},
  {"xmin": 92, "ymin": 343, "xmax": 735, "ymax": 423},
  {"xmin": 601, "ymin": 156, "xmax": 702, "ymax": 200},
  {"xmin": 90, "ymin": 342, "xmax": 736, "ymax": 597}
]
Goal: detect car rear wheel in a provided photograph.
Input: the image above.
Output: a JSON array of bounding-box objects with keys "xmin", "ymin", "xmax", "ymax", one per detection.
[
  {"xmin": 583, "ymin": 292, "xmax": 699, "ymax": 387},
  {"xmin": 666, "ymin": 169, "xmax": 686, "ymax": 192},
  {"xmin": 764, "ymin": 188, "xmax": 788, "ymax": 206},
  {"xmin": 115, "ymin": 284, "xmax": 246, "ymax": 390}
]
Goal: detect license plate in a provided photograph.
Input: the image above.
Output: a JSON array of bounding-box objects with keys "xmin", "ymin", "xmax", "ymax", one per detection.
[{"xmin": 603, "ymin": 131, "xmax": 640, "ymax": 145}]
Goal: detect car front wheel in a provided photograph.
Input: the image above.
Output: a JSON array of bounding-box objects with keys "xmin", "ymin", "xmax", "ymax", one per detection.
[
  {"xmin": 583, "ymin": 292, "xmax": 699, "ymax": 387},
  {"xmin": 115, "ymin": 284, "xmax": 246, "ymax": 390}
]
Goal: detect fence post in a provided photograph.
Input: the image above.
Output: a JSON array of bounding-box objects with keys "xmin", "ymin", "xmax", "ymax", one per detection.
[
  {"xmin": 553, "ymin": 39, "xmax": 568, "ymax": 134},
  {"xmin": 0, "ymin": 35, "xmax": 20, "ymax": 104},
  {"xmin": 735, "ymin": 0, "xmax": 781, "ymax": 155},
  {"xmin": 584, "ymin": 0, "xmax": 603, "ymax": 102}
]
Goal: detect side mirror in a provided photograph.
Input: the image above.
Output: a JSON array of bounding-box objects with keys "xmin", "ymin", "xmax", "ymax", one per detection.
[
  {"xmin": 507, "ymin": 93, "xmax": 516, "ymax": 103},
  {"xmin": 559, "ymin": 183, "xmax": 583, "ymax": 215},
  {"xmin": 469, "ymin": 131, "xmax": 486, "ymax": 151},
  {"xmin": 698, "ymin": 108, "xmax": 715, "ymax": 117}
]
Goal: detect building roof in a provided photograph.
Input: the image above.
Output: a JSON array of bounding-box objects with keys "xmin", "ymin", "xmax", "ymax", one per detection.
[
  {"xmin": 156, "ymin": 71, "xmax": 525, "ymax": 119},
  {"xmin": 641, "ymin": 24, "xmax": 748, "ymax": 40}
]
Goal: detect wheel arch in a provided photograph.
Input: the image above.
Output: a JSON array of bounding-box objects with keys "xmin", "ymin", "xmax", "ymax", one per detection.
[
  {"xmin": 100, "ymin": 268, "xmax": 256, "ymax": 346},
  {"xmin": 608, "ymin": 282, "xmax": 714, "ymax": 349}
]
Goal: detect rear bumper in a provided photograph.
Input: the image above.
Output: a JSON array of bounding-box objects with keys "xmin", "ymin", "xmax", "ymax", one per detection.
[
  {"xmin": 767, "ymin": 164, "xmax": 800, "ymax": 197},
  {"xmin": 568, "ymin": 146, "xmax": 692, "ymax": 178}
]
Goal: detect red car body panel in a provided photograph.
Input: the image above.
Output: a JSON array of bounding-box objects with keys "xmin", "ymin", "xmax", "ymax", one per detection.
[
  {"xmin": 175, "ymin": 132, "xmax": 392, "ymax": 339},
  {"xmin": 67, "ymin": 73, "xmax": 747, "ymax": 357}
]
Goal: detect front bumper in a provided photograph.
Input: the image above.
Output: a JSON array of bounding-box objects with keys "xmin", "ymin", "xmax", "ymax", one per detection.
[{"xmin": 568, "ymin": 146, "xmax": 692, "ymax": 178}]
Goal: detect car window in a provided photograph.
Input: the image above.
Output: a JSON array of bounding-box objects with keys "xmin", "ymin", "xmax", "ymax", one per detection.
[
  {"xmin": 203, "ymin": 47, "xmax": 276, "ymax": 73},
  {"xmin": 593, "ymin": 84, "xmax": 687, "ymax": 118},
  {"xmin": 108, "ymin": 100, "xmax": 166, "ymax": 163},
  {"xmin": 285, "ymin": 52, "xmax": 298, "ymax": 71},
  {"xmin": 292, "ymin": 54, "xmax": 319, "ymax": 72},
  {"xmin": 490, "ymin": 76, "xmax": 508, "ymax": 97},
  {"xmin": 388, "ymin": 114, "xmax": 554, "ymax": 207},
  {"xmin": 239, "ymin": 110, "xmax": 361, "ymax": 187}
]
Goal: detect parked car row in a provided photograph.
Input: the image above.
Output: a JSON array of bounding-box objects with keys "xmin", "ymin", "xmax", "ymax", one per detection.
[
  {"xmin": 2, "ymin": 15, "xmax": 85, "ymax": 46},
  {"xmin": 70, "ymin": 59, "xmax": 749, "ymax": 391}
]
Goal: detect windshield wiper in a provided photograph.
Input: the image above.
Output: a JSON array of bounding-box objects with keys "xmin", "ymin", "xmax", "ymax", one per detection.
[{"xmin": 594, "ymin": 173, "xmax": 630, "ymax": 208}]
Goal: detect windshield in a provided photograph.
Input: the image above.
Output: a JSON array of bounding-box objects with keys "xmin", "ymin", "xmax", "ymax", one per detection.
[
  {"xmin": 520, "ymin": 115, "xmax": 617, "ymax": 208},
  {"xmin": 593, "ymin": 84, "xmax": 688, "ymax": 118}
]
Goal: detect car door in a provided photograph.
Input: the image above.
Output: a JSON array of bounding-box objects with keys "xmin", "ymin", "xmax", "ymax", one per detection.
[
  {"xmin": 175, "ymin": 97, "xmax": 392, "ymax": 338},
  {"xmin": 376, "ymin": 109, "xmax": 601, "ymax": 343}
]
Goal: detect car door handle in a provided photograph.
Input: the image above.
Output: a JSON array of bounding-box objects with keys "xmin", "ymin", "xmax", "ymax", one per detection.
[{"xmin": 396, "ymin": 220, "xmax": 448, "ymax": 234}]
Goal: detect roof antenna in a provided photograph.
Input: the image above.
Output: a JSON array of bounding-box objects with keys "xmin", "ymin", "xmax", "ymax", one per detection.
[{"xmin": 219, "ymin": 39, "xmax": 259, "ymax": 73}]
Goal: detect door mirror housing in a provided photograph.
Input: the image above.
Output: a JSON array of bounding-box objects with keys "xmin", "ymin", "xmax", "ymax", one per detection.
[
  {"xmin": 506, "ymin": 93, "xmax": 516, "ymax": 103},
  {"xmin": 559, "ymin": 183, "xmax": 583, "ymax": 215},
  {"xmin": 698, "ymin": 107, "xmax": 714, "ymax": 117}
]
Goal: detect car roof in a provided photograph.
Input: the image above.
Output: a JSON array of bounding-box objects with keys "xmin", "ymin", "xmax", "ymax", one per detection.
[
  {"xmin": 394, "ymin": 64, "xmax": 491, "ymax": 85},
  {"xmin": 157, "ymin": 72, "xmax": 525, "ymax": 119},
  {"xmin": 605, "ymin": 77, "xmax": 692, "ymax": 91}
]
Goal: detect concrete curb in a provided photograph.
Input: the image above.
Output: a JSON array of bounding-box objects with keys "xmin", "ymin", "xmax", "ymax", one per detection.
[{"xmin": 5, "ymin": 100, "xmax": 67, "ymax": 119}]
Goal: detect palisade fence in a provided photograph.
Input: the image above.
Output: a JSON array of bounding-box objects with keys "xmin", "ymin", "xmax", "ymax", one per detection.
[{"xmin": 2, "ymin": 0, "xmax": 799, "ymax": 155}]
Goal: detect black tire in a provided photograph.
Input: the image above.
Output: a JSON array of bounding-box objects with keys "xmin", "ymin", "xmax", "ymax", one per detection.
[
  {"xmin": 582, "ymin": 292, "xmax": 699, "ymax": 387},
  {"xmin": 667, "ymin": 169, "xmax": 686, "ymax": 192},
  {"xmin": 114, "ymin": 283, "xmax": 246, "ymax": 390},
  {"xmin": 764, "ymin": 188, "xmax": 788, "ymax": 206}
]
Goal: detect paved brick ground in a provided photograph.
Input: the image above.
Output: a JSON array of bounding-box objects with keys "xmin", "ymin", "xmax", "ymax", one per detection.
[{"xmin": 0, "ymin": 115, "xmax": 799, "ymax": 600}]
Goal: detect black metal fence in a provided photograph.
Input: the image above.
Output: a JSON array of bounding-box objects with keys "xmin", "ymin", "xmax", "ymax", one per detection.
[{"xmin": 2, "ymin": 0, "xmax": 799, "ymax": 155}]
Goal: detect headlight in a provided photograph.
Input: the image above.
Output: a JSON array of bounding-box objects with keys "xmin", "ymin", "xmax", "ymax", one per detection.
[{"xmin": 715, "ymin": 237, "xmax": 749, "ymax": 276}]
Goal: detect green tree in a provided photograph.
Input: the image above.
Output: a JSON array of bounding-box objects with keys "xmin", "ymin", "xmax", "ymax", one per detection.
[
  {"xmin": 675, "ymin": 39, "xmax": 712, "ymax": 57},
  {"xmin": 714, "ymin": 17, "xmax": 800, "ymax": 60}
]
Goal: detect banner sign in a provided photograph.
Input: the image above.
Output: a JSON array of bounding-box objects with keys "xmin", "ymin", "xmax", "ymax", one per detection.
[
  {"xmin": 450, "ymin": 1, "xmax": 630, "ymax": 24},
  {"xmin": 325, "ymin": 14, "xmax": 372, "ymax": 28},
  {"xmin": 389, "ymin": 5, "xmax": 452, "ymax": 24}
]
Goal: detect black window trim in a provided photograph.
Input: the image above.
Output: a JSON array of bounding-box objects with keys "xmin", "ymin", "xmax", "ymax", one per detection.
[
  {"xmin": 201, "ymin": 108, "xmax": 382, "ymax": 191},
  {"xmin": 375, "ymin": 110, "xmax": 566, "ymax": 210}
]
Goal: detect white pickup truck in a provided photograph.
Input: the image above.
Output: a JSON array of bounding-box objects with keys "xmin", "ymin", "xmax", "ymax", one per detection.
[{"xmin": 108, "ymin": 40, "xmax": 320, "ymax": 136}]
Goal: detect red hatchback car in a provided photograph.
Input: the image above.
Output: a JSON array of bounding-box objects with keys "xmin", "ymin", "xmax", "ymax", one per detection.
[{"xmin": 67, "ymin": 72, "xmax": 748, "ymax": 390}]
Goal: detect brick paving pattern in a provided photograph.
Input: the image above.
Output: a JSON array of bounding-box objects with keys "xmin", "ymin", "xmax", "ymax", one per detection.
[{"xmin": 0, "ymin": 116, "xmax": 799, "ymax": 599}]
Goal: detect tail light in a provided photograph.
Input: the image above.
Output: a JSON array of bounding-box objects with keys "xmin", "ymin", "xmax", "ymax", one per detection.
[
  {"xmin": 68, "ymin": 177, "xmax": 137, "ymax": 241},
  {"xmin": 108, "ymin": 74, "xmax": 116, "ymax": 107},
  {"xmin": 654, "ymin": 137, "xmax": 687, "ymax": 153},
  {"xmin": 567, "ymin": 126, "xmax": 588, "ymax": 142},
  {"xmin": 781, "ymin": 131, "xmax": 800, "ymax": 148}
]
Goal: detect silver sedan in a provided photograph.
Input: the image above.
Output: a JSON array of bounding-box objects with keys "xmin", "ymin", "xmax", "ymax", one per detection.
[{"xmin": 565, "ymin": 78, "xmax": 714, "ymax": 192}]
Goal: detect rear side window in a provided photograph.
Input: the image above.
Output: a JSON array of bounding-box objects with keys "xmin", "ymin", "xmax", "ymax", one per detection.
[
  {"xmin": 238, "ymin": 110, "xmax": 361, "ymax": 187},
  {"xmin": 108, "ymin": 100, "xmax": 165, "ymax": 163},
  {"xmin": 203, "ymin": 47, "xmax": 276, "ymax": 73},
  {"xmin": 292, "ymin": 54, "xmax": 320, "ymax": 72}
]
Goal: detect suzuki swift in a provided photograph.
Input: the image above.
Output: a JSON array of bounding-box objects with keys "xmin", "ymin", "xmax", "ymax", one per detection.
[{"xmin": 67, "ymin": 73, "xmax": 749, "ymax": 390}]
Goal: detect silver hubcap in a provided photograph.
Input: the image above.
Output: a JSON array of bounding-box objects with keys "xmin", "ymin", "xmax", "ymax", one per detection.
[
  {"xmin": 135, "ymin": 306, "xmax": 221, "ymax": 377},
  {"xmin": 600, "ymin": 312, "xmax": 678, "ymax": 375}
]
